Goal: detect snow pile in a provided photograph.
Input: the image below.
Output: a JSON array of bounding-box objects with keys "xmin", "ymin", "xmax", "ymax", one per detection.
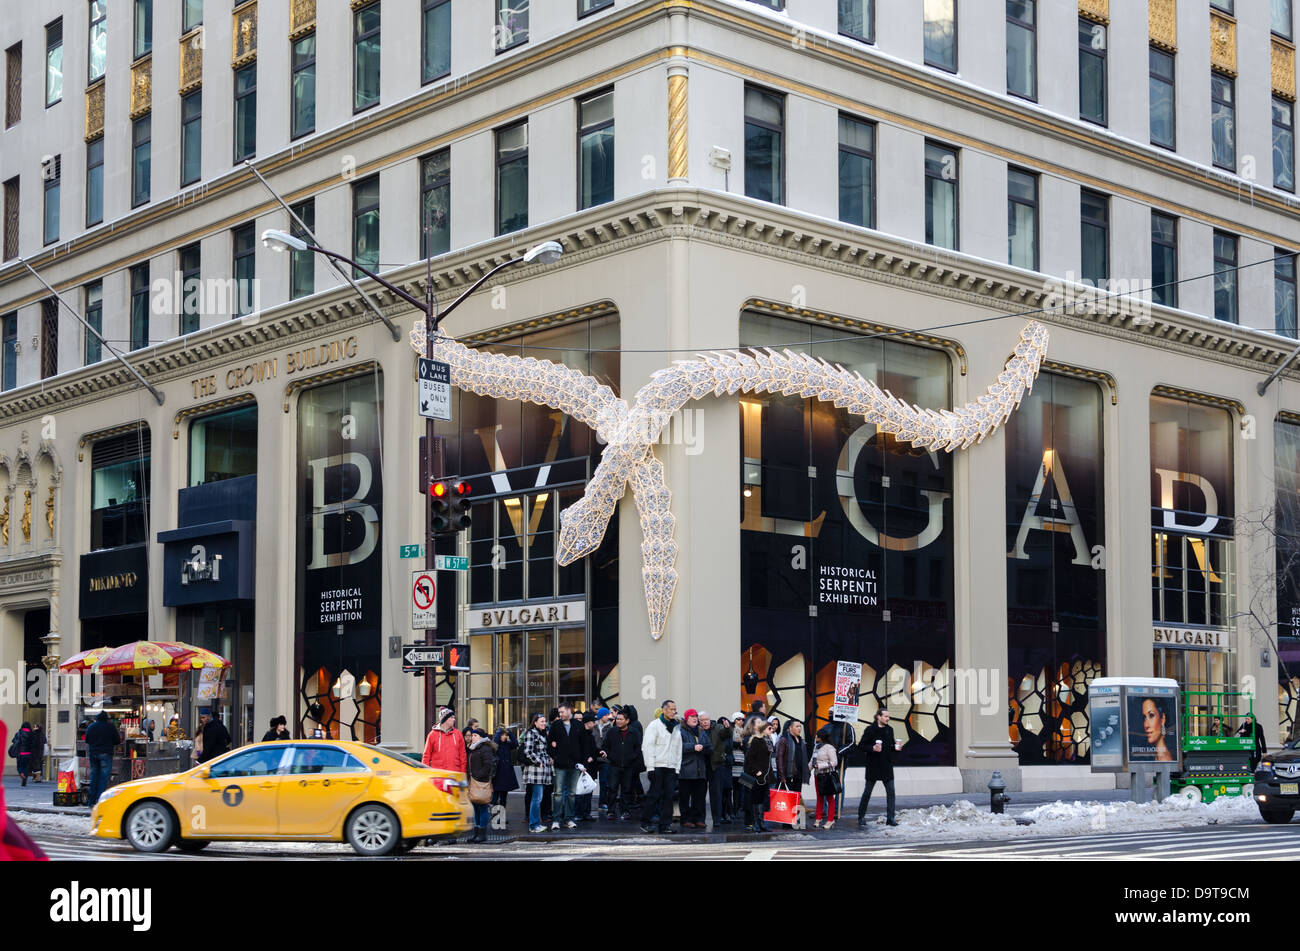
[
  {"xmin": 890, "ymin": 799, "xmax": 1019, "ymax": 831},
  {"xmin": 1020, "ymin": 791, "xmax": 1259, "ymax": 836},
  {"xmin": 7, "ymin": 810, "xmax": 90, "ymax": 836}
]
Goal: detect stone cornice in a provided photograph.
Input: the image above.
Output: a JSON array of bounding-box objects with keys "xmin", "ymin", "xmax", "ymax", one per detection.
[{"xmin": 1, "ymin": 189, "xmax": 1298, "ymax": 427}]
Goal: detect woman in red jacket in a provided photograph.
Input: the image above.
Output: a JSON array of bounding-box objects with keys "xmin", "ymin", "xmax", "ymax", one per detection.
[{"xmin": 422, "ymin": 708, "xmax": 467, "ymax": 773}]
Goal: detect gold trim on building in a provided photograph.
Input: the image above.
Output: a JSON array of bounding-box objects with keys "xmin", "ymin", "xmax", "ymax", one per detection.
[
  {"xmin": 232, "ymin": 2, "xmax": 258, "ymax": 68},
  {"xmin": 1151, "ymin": 385, "xmax": 1244, "ymax": 416},
  {"xmin": 1210, "ymin": 11, "xmax": 1237, "ymax": 78},
  {"xmin": 1149, "ymin": 0, "xmax": 1177, "ymax": 53},
  {"xmin": 1043, "ymin": 361, "xmax": 1118, "ymax": 405},
  {"xmin": 129, "ymin": 56, "xmax": 153, "ymax": 120},
  {"xmin": 1273, "ymin": 38, "xmax": 1297, "ymax": 102},
  {"xmin": 460, "ymin": 303, "xmax": 620, "ymax": 346},
  {"xmin": 172, "ymin": 393, "xmax": 257, "ymax": 439},
  {"xmin": 289, "ymin": 0, "xmax": 316, "ymax": 40},
  {"xmin": 77, "ymin": 421, "xmax": 150, "ymax": 462},
  {"xmin": 667, "ymin": 72, "xmax": 689, "ymax": 182},
  {"xmin": 180, "ymin": 30, "xmax": 203, "ymax": 94},
  {"xmin": 282, "ymin": 360, "xmax": 378, "ymax": 412},
  {"xmin": 1278, "ymin": 410, "xmax": 1300, "ymax": 426},
  {"xmin": 743, "ymin": 299, "xmax": 969, "ymax": 376},
  {"xmin": 350, "ymin": 0, "xmax": 375, "ymax": 10},
  {"xmin": 84, "ymin": 80, "xmax": 105, "ymax": 142},
  {"xmin": 1078, "ymin": 0, "xmax": 1109, "ymax": 26}
]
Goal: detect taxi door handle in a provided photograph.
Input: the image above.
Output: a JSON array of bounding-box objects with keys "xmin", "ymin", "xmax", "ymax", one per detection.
[{"xmin": 258, "ymin": 782, "xmax": 275, "ymax": 790}]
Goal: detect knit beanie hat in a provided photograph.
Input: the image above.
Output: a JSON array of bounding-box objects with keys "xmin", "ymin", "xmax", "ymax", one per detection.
[{"xmin": 438, "ymin": 707, "xmax": 455, "ymax": 725}]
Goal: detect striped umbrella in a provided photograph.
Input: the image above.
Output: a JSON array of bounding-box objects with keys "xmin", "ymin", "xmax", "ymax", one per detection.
[
  {"xmin": 166, "ymin": 643, "xmax": 230, "ymax": 671},
  {"xmin": 95, "ymin": 641, "xmax": 181, "ymax": 674},
  {"xmin": 57, "ymin": 646, "xmax": 114, "ymax": 672}
]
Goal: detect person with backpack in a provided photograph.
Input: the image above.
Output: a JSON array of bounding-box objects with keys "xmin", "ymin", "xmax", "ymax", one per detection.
[
  {"xmin": 492, "ymin": 727, "xmax": 520, "ymax": 823},
  {"xmin": 9, "ymin": 722, "xmax": 37, "ymax": 787},
  {"xmin": 520, "ymin": 713, "xmax": 555, "ymax": 834},
  {"xmin": 810, "ymin": 726, "xmax": 840, "ymax": 829},
  {"xmin": 466, "ymin": 729, "xmax": 497, "ymax": 843}
]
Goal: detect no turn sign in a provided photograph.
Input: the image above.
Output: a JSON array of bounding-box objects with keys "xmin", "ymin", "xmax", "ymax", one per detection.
[{"xmin": 411, "ymin": 569, "xmax": 437, "ymax": 630}]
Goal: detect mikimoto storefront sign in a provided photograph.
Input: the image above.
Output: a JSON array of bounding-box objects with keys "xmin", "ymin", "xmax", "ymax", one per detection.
[
  {"xmin": 1153, "ymin": 626, "xmax": 1230, "ymax": 651},
  {"xmin": 468, "ymin": 599, "xmax": 586, "ymax": 630}
]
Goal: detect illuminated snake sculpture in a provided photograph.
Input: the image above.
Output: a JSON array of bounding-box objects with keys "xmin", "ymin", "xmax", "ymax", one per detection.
[{"xmin": 411, "ymin": 319, "xmax": 1050, "ymax": 639}]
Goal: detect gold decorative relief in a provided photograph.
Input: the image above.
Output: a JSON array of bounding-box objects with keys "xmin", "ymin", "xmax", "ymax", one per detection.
[
  {"xmin": 1078, "ymin": 0, "xmax": 1108, "ymax": 26},
  {"xmin": 668, "ymin": 72, "xmax": 688, "ymax": 182},
  {"xmin": 1210, "ymin": 11, "xmax": 1237, "ymax": 77},
  {"xmin": 350, "ymin": 0, "xmax": 375, "ymax": 9},
  {"xmin": 1149, "ymin": 0, "xmax": 1177, "ymax": 53},
  {"xmin": 290, "ymin": 0, "xmax": 316, "ymax": 40},
  {"xmin": 84, "ymin": 80, "xmax": 105, "ymax": 141},
  {"xmin": 232, "ymin": 1, "xmax": 258, "ymax": 68},
  {"xmin": 180, "ymin": 30, "xmax": 203, "ymax": 93},
  {"xmin": 130, "ymin": 55, "xmax": 152, "ymax": 119},
  {"xmin": 1274, "ymin": 38, "xmax": 1297, "ymax": 102}
]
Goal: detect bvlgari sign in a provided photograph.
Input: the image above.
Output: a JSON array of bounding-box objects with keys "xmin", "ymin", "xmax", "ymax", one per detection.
[
  {"xmin": 1153, "ymin": 626, "xmax": 1229, "ymax": 651},
  {"xmin": 469, "ymin": 599, "xmax": 586, "ymax": 631}
]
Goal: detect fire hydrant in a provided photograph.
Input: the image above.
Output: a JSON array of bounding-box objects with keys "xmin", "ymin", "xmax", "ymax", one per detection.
[{"xmin": 989, "ymin": 771, "xmax": 1011, "ymax": 814}]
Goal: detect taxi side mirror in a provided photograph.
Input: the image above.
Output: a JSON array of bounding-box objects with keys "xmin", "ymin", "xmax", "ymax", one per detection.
[{"xmin": 196, "ymin": 767, "xmax": 210, "ymax": 780}]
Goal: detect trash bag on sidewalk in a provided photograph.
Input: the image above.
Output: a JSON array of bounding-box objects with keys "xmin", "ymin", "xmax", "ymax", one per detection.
[{"xmin": 0, "ymin": 721, "xmax": 49, "ymax": 861}]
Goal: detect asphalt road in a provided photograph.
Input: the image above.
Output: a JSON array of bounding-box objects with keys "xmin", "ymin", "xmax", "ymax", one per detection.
[{"xmin": 29, "ymin": 819, "xmax": 1300, "ymax": 861}]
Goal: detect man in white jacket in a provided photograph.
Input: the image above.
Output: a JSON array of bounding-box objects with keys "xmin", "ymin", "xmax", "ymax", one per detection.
[{"xmin": 639, "ymin": 700, "xmax": 682, "ymax": 834}]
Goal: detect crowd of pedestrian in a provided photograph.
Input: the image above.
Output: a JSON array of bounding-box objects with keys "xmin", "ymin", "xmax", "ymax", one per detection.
[{"xmin": 422, "ymin": 699, "xmax": 906, "ymax": 838}]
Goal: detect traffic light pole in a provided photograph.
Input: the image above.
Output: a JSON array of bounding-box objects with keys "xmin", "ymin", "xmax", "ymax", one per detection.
[{"xmin": 422, "ymin": 234, "xmax": 441, "ymax": 738}]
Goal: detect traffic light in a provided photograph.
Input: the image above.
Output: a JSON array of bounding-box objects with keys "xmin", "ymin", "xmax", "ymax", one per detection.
[
  {"xmin": 451, "ymin": 480, "xmax": 472, "ymax": 532},
  {"xmin": 429, "ymin": 479, "xmax": 472, "ymax": 536}
]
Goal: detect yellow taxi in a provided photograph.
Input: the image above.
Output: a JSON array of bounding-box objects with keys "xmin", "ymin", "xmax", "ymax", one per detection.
[{"xmin": 91, "ymin": 739, "xmax": 472, "ymax": 855}]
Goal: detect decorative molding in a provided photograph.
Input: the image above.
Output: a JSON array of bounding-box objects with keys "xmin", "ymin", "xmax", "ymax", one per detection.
[
  {"xmin": 232, "ymin": 2, "xmax": 258, "ymax": 68},
  {"xmin": 76, "ymin": 421, "xmax": 150, "ymax": 463},
  {"xmin": 289, "ymin": 0, "xmax": 317, "ymax": 40},
  {"xmin": 667, "ymin": 71, "xmax": 688, "ymax": 182},
  {"xmin": 172, "ymin": 393, "xmax": 257, "ymax": 439},
  {"xmin": 1042, "ymin": 361, "xmax": 1118, "ymax": 405},
  {"xmin": 350, "ymin": 0, "xmax": 375, "ymax": 10},
  {"xmin": 84, "ymin": 80, "xmax": 105, "ymax": 141},
  {"xmin": 1078, "ymin": 0, "xmax": 1109, "ymax": 26},
  {"xmin": 1149, "ymin": 0, "xmax": 1177, "ymax": 53},
  {"xmin": 460, "ymin": 302, "xmax": 620, "ymax": 345},
  {"xmin": 180, "ymin": 30, "xmax": 204, "ymax": 94},
  {"xmin": 130, "ymin": 55, "xmax": 153, "ymax": 120},
  {"xmin": 282, "ymin": 360, "xmax": 379, "ymax": 412},
  {"xmin": 1210, "ymin": 11, "xmax": 1237, "ymax": 78},
  {"xmin": 1152, "ymin": 384, "xmax": 1244, "ymax": 417},
  {"xmin": 1274, "ymin": 38, "xmax": 1297, "ymax": 102},
  {"xmin": 1278, "ymin": 410, "xmax": 1300, "ymax": 426}
]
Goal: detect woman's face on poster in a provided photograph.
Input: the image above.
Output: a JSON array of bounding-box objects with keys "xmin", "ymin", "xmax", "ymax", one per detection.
[{"xmin": 1142, "ymin": 699, "xmax": 1165, "ymax": 743}]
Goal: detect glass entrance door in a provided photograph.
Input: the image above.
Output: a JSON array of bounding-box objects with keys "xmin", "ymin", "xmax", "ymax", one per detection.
[{"xmin": 467, "ymin": 626, "xmax": 586, "ymax": 734}]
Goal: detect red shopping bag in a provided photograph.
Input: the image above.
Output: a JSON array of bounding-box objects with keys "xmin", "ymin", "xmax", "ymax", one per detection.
[{"xmin": 764, "ymin": 788, "xmax": 802, "ymax": 826}]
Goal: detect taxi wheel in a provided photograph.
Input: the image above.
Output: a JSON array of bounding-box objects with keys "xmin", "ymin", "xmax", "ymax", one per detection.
[
  {"xmin": 1260, "ymin": 806, "xmax": 1296, "ymax": 824},
  {"xmin": 346, "ymin": 804, "xmax": 401, "ymax": 856},
  {"xmin": 175, "ymin": 838, "xmax": 211, "ymax": 853},
  {"xmin": 124, "ymin": 802, "xmax": 177, "ymax": 853}
]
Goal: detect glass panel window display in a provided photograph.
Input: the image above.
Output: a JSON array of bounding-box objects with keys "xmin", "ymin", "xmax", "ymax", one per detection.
[
  {"xmin": 1005, "ymin": 372, "xmax": 1106, "ymax": 764},
  {"xmin": 739, "ymin": 311, "xmax": 955, "ymax": 766},
  {"xmin": 296, "ymin": 374, "xmax": 385, "ymax": 742},
  {"xmin": 1272, "ymin": 418, "xmax": 1300, "ymax": 742}
]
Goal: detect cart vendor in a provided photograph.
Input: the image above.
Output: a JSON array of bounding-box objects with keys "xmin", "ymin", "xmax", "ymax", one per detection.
[{"xmin": 163, "ymin": 715, "xmax": 187, "ymax": 742}]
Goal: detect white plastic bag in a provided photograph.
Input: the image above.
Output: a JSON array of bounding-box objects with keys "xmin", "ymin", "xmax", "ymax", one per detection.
[{"xmin": 575, "ymin": 765, "xmax": 598, "ymax": 796}]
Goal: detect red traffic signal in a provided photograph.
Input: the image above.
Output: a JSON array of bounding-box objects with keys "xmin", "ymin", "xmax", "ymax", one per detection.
[
  {"xmin": 430, "ymin": 479, "xmax": 472, "ymax": 535},
  {"xmin": 432, "ymin": 481, "xmax": 447, "ymax": 498}
]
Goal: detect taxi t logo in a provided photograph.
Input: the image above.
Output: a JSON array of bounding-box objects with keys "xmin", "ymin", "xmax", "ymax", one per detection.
[{"xmin": 221, "ymin": 785, "xmax": 244, "ymax": 807}]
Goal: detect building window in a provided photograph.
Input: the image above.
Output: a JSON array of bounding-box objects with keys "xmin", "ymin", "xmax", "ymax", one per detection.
[
  {"xmin": 130, "ymin": 263, "xmax": 149, "ymax": 350},
  {"xmin": 420, "ymin": 152, "xmax": 450, "ymax": 259},
  {"xmin": 925, "ymin": 142, "xmax": 958, "ymax": 251},
  {"xmin": 290, "ymin": 199, "xmax": 314, "ymax": 299},
  {"xmin": 91, "ymin": 430, "xmax": 152, "ymax": 551},
  {"xmin": 744, "ymin": 86, "xmax": 784, "ymax": 205},
  {"xmin": 1275, "ymin": 0, "xmax": 1294, "ymax": 39},
  {"xmin": 1278, "ymin": 251, "xmax": 1298, "ymax": 338},
  {"xmin": 84, "ymin": 281, "xmax": 102, "ymax": 364},
  {"xmin": 839, "ymin": 0, "xmax": 874, "ymax": 43},
  {"xmin": 422, "ymin": 0, "xmax": 450, "ymax": 84},
  {"xmin": 579, "ymin": 0, "xmax": 614, "ymax": 16},
  {"xmin": 1151, "ymin": 211, "xmax": 1178, "ymax": 308},
  {"xmin": 1006, "ymin": 1, "xmax": 1036, "ymax": 100},
  {"xmin": 578, "ymin": 90, "xmax": 614, "ymax": 211},
  {"xmin": 496, "ymin": 121, "xmax": 528, "ymax": 235},
  {"xmin": 43, "ymin": 155, "xmax": 60, "ymax": 246},
  {"xmin": 45, "ymin": 21, "xmax": 62, "ymax": 107},
  {"xmin": 183, "ymin": 0, "xmax": 203, "ymax": 34},
  {"xmin": 88, "ymin": 0, "xmax": 107, "ymax": 83},
  {"xmin": 40, "ymin": 298, "xmax": 57, "ymax": 379},
  {"xmin": 180, "ymin": 90, "xmax": 201, "ymax": 186},
  {"xmin": 354, "ymin": 2, "xmax": 380, "ymax": 113},
  {"xmin": 1079, "ymin": 17, "xmax": 1106, "ymax": 125},
  {"xmin": 179, "ymin": 242, "xmax": 200, "ymax": 335},
  {"xmin": 495, "ymin": 0, "xmax": 528, "ymax": 53},
  {"xmin": 1213, "ymin": 231, "xmax": 1238, "ymax": 324},
  {"xmin": 291, "ymin": 33, "xmax": 315, "ymax": 140},
  {"xmin": 232, "ymin": 223, "xmax": 255, "ymax": 319},
  {"xmin": 5, "ymin": 43, "xmax": 20, "ymax": 127},
  {"xmin": 352, "ymin": 176, "xmax": 380, "ymax": 277},
  {"xmin": 2, "ymin": 177, "xmax": 17, "ymax": 260},
  {"xmin": 1275, "ymin": 96, "xmax": 1295, "ymax": 193},
  {"xmin": 838, "ymin": 114, "xmax": 875, "ymax": 229},
  {"xmin": 1, "ymin": 314, "xmax": 15, "ymax": 390},
  {"xmin": 1149, "ymin": 48, "xmax": 1175, "ymax": 150},
  {"xmin": 234, "ymin": 63, "xmax": 256, "ymax": 162},
  {"xmin": 133, "ymin": 0, "xmax": 152, "ymax": 60},
  {"xmin": 747, "ymin": 0, "xmax": 783, "ymax": 8},
  {"xmin": 132, "ymin": 114, "xmax": 151, "ymax": 207},
  {"xmin": 1007, "ymin": 167, "xmax": 1037, "ymax": 271},
  {"xmin": 1210, "ymin": 72, "xmax": 1235, "ymax": 172},
  {"xmin": 924, "ymin": 0, "xmax": 956, "ymax": 72},
  {"xmin": 189, "ymin": 405, "xmax": 257, "ymax": 486},
  {"xmin": 1210, "ymin": 0, "xmax": 1234, "ymax": 14},
  {"xmin": 1080, "ymin": 189, "xmax": 1109, "ymax": 286},
  {"xmin": 85, "ymin": 137, "xmax": 103, "ymax": 226}
]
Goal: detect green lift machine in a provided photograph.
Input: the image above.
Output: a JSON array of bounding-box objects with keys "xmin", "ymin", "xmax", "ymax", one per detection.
[{"xmin": 1169, "ymin": 689, "xmax": 1256, "ymax": 803}]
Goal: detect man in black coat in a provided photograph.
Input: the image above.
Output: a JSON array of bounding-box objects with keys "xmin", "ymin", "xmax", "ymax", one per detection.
[
  {"xmin": 197, "ymin": 709, "xmax": 232, "ymax": 764},
  {"xmin": 547, "ymin": 704, "xmax": 595, "ymax": 829},
  {"xmin": 857, "ymin": 708, "xmax": 899, "ymax": 828},
  {"xmin": 601, "ymin": 709, "xmax": 642, "ymax": 819},
  {"xmin": 84, "ymin": 712, "xmax": 122, "ymax": 806}
]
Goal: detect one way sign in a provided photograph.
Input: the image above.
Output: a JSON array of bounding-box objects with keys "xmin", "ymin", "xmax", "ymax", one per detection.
[
  {"xmin": 418, "ymin": 357, "xmax": 452, "ymax": 421},
  {"xmin": 402, "ymin": 645, "xmax": 444, "ymax": 670}
]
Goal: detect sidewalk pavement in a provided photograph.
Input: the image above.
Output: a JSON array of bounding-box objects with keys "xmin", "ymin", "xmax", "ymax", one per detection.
[{"xmin": 4, "ymin": 773, "xmax": 1135, "ymax": 844}]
